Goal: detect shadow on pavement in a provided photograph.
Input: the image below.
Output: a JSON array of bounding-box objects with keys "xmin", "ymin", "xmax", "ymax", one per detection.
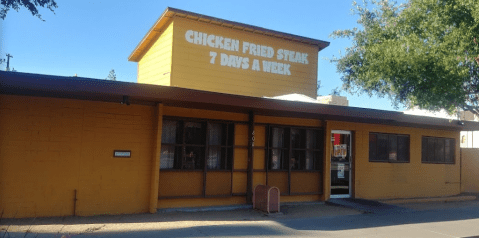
[
  {"xmin": 278, "ymin": 204, "xmax": 479, "ymax": 231},
  {"xmin": 0, "ymin": 203, "xmax": 358, "ymax": 226}
]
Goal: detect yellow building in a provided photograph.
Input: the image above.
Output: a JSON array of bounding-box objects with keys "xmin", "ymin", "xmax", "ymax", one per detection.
[
  {"xmin": 1, "ymin": 8, "xmax": 478, "ymax": 218},
  {"xmin": 129, "ymin": 8, "xmax": 329, "ymax": 99}
]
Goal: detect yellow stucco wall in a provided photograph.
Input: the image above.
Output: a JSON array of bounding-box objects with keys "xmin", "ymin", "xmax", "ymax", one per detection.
[
  {"xmin": 138, "ymin": 21, "xmax": 174, "ymax": 85},
  {"xmin": 325, "ymin": 121, "xmax": 461, "ymax": 200},
  {"xmin": 0, "ymin": 95, "xmax": 465, "ymax": 217},
  {"xmin": 0, "ymin": 95, "xmax": 155, "ymax": 218},
  {"xmin": 461, "ymin": 148, "xmax": 479, "ymax": 193},
  {"xmin": 170, "ymin": 17, "xmax": 319, "ymax": 98}
]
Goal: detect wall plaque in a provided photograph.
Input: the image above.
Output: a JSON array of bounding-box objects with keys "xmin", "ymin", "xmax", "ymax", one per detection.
[{"xmin": 114, "ymin": 150, "xmax": 131, "ymax": 158}]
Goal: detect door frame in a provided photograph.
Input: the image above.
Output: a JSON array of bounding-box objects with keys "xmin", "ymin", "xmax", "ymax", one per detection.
[{"xmin": 330, "ymin": 130, "xmax": 353, "ymax": 199}]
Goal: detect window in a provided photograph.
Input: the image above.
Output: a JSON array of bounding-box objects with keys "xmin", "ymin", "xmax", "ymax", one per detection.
[
  {"xmin": 268, "ymin": 126, "xmax": 323, "ymax": 171},
  {"xmin": 369, "ymin": 133, "xmax": 409, "ymax": 162},
  {"xmin": 270, "ymin": 127, "xmax": 288, "ymax": 170},
  {"xmin": 160, "ymin": 119, "xmax": 234, "ymax": 170},
  {"xmin": 206, "ymin": 122, "xmax": 234, "ymax": 170},
  {"xmin": 421, "ymin": 137, "xmax": 455, "ymax": 164}
]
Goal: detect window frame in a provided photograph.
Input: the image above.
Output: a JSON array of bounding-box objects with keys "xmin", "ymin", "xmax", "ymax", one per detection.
[
  {"xmin": 369, "ymin": 132, "xmax": 410, "ymax": 163},
  {"xmin": 266, "ymin": 125, "xmax": 324, "ymax": 172},
  {"xmin": 421, "ymin": 136, "xmax": 456, "ymax": 164},
  {"xmin": 268, "ymin": 126, "xmax": 289, "ymax": 171},
  {"xmin": 206, "ymin": 122, "xmax": 234, "ymax": 170},
  {"xmin": 160, "ymin": 117, "xmax": 235, "ymax": 171}
]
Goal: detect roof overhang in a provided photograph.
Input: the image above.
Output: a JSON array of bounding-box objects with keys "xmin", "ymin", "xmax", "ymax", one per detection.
[
  {"xmin": 128, "ymin": 7, "xmax": 330, "ymax": 62},
  {"xmin": 1, "ymin": 71, "xmax": 478, "ymax": 131}
]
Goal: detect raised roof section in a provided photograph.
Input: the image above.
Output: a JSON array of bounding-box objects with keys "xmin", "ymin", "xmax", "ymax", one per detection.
[{"xmin": 128, "ymin": 7, "xmax": 330, "ymax": 62}]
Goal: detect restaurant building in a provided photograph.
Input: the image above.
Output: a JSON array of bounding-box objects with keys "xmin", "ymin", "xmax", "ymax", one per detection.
[{"xmin": 1, "ymin": 8, "xmax": 477, "ymax": 218}]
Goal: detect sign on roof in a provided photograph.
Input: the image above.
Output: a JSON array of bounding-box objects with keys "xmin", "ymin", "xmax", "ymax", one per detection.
[
  {"xmin": 184, "ymin": 29, "xmax": 310, "ymax": 76},
  {"xmin": 134, "ymin": 9, "xmax": 324, "ymax": 98}
]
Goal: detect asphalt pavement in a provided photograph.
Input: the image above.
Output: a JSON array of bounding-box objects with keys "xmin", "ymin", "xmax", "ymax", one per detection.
[{"xmin": 2, "ymin": 200, "xmax": 479, "ymax": 238}]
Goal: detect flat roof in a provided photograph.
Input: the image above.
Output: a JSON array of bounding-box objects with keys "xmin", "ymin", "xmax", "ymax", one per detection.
[
  {"xmin": 1, "ymin": 71, "xmax": 477, "ymax": 131},
  {"xmin": 128, "ymin": 7, "xmax": 331, "ymax": 62}
]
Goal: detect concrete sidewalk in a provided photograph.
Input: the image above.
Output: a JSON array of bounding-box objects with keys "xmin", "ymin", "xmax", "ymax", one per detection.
[
  {"xmin": 0, "ymin": 203, "xmax": 361, "ymax": 237},
  {"xmin": 2, "ymin": 200, "xmax": 479, "ymax": 237}
]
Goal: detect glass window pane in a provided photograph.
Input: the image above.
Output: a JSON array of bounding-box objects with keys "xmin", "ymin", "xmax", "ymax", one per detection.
[
  {"xmin": 207, "ymin": 147, "xmax": 221, "ymax": 169},
  {"xmin": 397, "ymin": 136, "xmax": 409, "ymax": 162},
  {"xmin": 183, "ymin": 146, "xmax": 204, "ymax": 169},
  {"xmin": 271, "ymin": 128, "xmax": 284, "ymax": 148},
  {"xmin": 220, "ymin": 124, "xmax": 228, "ymax": 146},
  {"xmin": 388, "ymin": 135, "xmax": 397, "ymax": 161},
  {"xmin": 226, "ymin": 148, "xmax": 233, "ymax": 169},
  {"xmin": 450, "ymin": 139, "xmax": 455, "ymax": 163},
  {"xmin": 369, "ymin": 133, "xmax": 378, "ymax": 161},
  {"xmin": 422, "ymin": 137, "xmax": 428, "ymax": 162},
  {"xmin": 270, "ymin": 149, "xmax": 287, "ymax": 170},
  {"xmin": 208, "ymin": 123, "xmax": 223, "ymax": 146},
  {"xmin": 377, "ymin": 134, "xmax": 388, "ymax": 161},
  {"xmin": 332, "ymin": 134, "xmax": 349, "ymax": 162},
  {"xmin": 291, "ymin": 150, "xmax": 305, "ymax": 170},
  {"xmin": 184, "ymin": 122, "xmax": 205, "ymax": 145},
  {"xmin": 291, "ymin": 129, "xmax": 305, "ymax": 148},
  {"xmin": 161, "ymin": 120, "xmax": 177, "ymax": 144},
  {"xmin": 227, "ymin": 124, "xmax": 235, "ymax": 146},
  {"xmin": 270, "ymin": 149, "xmax": 280, "ymax": 170},
  {"xmin": 445, "ymin": 137, "xmax": 451, "ymax": 147},
  {"xmin": 306, "ymin": 130, "xmax": 317, "ymax": 149},
  {"xmin": 427, "ymin": 137, "xmax": 435, "ymax": 162},
  {"xmin": 305, "ymin": 151, "xmax": 314, "ymax": 170},
  {"xmin": 445, "ymin": 139, "xmax": 455, "ymax": 163},
  {"xmin": 160, "ymin": 145, "xmax": 176, "ymax": 169},
  {"xmin": 281, "ymin": 150, "xmax": 289, "ymax": 170},
  {"xmin": 435, "ymin": 138, "xmax": 445, "ymax": 162}
]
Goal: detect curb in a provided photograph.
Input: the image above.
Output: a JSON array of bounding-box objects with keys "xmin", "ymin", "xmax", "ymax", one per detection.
[{"xmin": 380, "ymin": 195, "xmax": 477, "ymax": 204}]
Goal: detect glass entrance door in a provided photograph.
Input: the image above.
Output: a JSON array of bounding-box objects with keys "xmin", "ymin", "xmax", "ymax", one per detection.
[{"xmin": 330, "ymin": 130, "xmax": 352, "ymax": 198}]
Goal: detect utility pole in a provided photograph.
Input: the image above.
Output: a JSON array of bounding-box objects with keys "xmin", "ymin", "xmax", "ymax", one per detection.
[{"xmin": 6, "ymin": 54, "xmax": 13, "ymax": 71}]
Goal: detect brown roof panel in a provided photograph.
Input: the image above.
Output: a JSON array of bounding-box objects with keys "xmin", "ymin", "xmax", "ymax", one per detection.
[{"xmin": 1, "ymin": 71, "xmax": 477, "ymax": 131}]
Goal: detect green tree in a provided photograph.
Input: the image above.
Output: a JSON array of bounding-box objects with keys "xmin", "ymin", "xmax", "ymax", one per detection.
[
  {"xmin": 1, "ymin": 0, "xmax": 58, "ymax": 20},
  {"xmin": 106, "ymin": 69, "xmax": 117, "ymax": 81},
  {"xmin": 331, "ymin": 0, "xmax": 479, "ymax": 115}
]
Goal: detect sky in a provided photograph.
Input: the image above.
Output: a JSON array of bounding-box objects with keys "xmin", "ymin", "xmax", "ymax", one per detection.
[{"xmin": 0, "ymin": 0, "xmax": 406, "ymax": 111}]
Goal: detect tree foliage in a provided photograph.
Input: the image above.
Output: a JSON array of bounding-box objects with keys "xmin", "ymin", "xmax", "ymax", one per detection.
[
  {"xmin": 1, "ymin": 0, "xmax": 58, "ymax": 20},
  {"xmin": 331, "ymin": 0, "xmax": 479, "ymax": 115},
  {"xmin": 106, "ymin": 69, "xmax": 117, "ymax": 81}
]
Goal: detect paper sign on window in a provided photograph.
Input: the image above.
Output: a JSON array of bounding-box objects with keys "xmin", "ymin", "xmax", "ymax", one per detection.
[
  {"xmin": 337, "ymin": 163, "xmax": 345, "ymax": 178},
  {"xmin": 333, "ymin": 144, "xmax": 347, "ymax": 159}
]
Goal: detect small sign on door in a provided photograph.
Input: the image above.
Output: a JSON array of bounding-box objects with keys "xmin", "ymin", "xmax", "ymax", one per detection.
[
  {"xmin": 333, "ymin": 144, "xmax": 347, "ymax": 159},
  {"xmin": 337, "ymin": 163, "xmax": 345, "ymax": 178}
]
